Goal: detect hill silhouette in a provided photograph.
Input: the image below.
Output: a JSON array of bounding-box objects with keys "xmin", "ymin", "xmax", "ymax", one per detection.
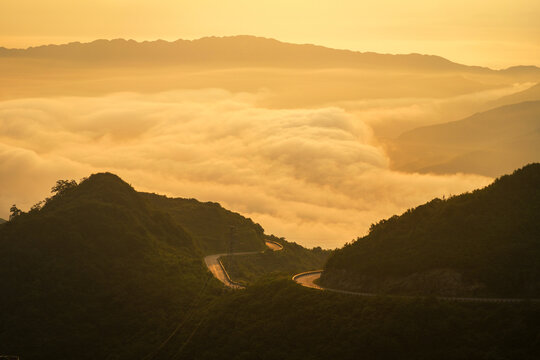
[
  {"xmin": 388, "ymin": 101, "xmax": 540, "ymax": 177},
  {"xmin": 488, "ymin": 82, "xmax": 540, "ymax": 108},
  {"xmin": 321, "ymin": 164, "xmax": 540, "ymax": 297},
  {"xmin": 0, "ymin": 36, "xmax": 492, "ymax": 72},
  {"xmin": 0, "ymin": 172, "xmax": 267, "ymax": 359},
  {"xmin": 141, "ymin": 193, "xmax": 265, "ymax": 255},
  {"xmin": 1, "ymin": 172, "xmax": 539, "ymax": 359},
  {"xmin": 3, "ymin": 36, "xmax": 537, "ymax": 106},
  {"xmin": 179, "ymin": 279, "xmax": 540, "ymax": 360}
]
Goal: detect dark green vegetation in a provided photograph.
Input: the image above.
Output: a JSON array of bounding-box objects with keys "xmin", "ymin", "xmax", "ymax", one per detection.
[
  {"xmin": 322, "ymin": 164, "xmax": 540, "ymax": 297},
  {"xmin": 390, "ymin": 101, "xmax": 540, "ymax": 177},
  {"xmin": 180, "ymin": 279, "xmax": 540, "ymax": 360},
  {"xmin": 0, "ymin": 173, "xmax": 267, "ymax": 360},
  {"xmin": 141, "ymin": 193, "xmax": 265, "ymax": 255},
  {"xmin": 2, "ymin": 169, "xmax": 539, "ymax": 360},
  {"xmin": 220, "ymin": 236, "xmax": 330, "ymax": 284}
]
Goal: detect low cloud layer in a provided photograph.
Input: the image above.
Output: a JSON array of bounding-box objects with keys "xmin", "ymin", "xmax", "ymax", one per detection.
[{"xmin": 0, "ymin": 90, "xmax": 491, "ymax": 248}]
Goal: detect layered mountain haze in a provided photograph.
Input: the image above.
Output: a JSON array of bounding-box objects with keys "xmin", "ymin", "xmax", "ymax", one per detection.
[
  {"xmin": 2, "ymin": 2, "xmax": 540, "ymax": 358},
  {"xmin": 0, "ymin": 90, "xmax": 494, "ymax": 247},
  {"xmin": 487, "ymin": 82, "xmax": 540, "ymax": 108},
  {"xmin": 1, "ymin": 36, "xmax": 537, "ymax": 108},
  {"xmin": 0, "ymin": 36, "xmax": 516, "ymax": 70},
  {"xmin": 0, "ymin": 36, "xmax": 538, "ymax": 247},
  {"xmin": 389, "ymin": 101, "xmax": 540, "ymax": 176}
]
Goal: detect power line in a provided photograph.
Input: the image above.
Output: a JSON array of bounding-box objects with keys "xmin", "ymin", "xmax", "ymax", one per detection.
[{"xmin": 140, "ymin": 275, "xmax": 212, "ymax": 360}]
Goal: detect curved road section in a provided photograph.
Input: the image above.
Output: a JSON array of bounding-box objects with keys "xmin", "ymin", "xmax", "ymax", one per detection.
[
  {"xmin": 293, "ymin": 270, "xmax": 540, "ymax": 303},
  {"xmin": 205, "ymin": 240, "xmax": 283, "ymax": 289}
]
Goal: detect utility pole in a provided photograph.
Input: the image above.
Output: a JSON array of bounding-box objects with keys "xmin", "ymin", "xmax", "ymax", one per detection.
[{"xmin": 227, "ymin": 226, "xmax": 236, "ymax": 276}]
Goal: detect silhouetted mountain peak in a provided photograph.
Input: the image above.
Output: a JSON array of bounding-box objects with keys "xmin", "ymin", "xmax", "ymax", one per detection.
[
  {"xmin": 0, "ymin": 36, "xmax": 492, "ymax": 72},
  {"xmin": 322, "ymin": 163, "xmax": 540, "ymax": 297}
]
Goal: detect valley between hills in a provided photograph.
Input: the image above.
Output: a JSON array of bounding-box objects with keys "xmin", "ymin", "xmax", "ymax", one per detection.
[{"xmin": 1, "ymin": 164, "xmax": 539, "ymax": 359}]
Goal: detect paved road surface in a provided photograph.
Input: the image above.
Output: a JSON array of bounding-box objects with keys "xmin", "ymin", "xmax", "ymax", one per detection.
[
  {"xmin": 204, "ymin": 241, "xmax": 282, "ymax": 288},
  {"xmin": 292, "ymin": 271, "xmax": 323, "ymax": 290},
  {"xmin": 264, "ymin": 240, "xmax": 283, "ymax": 251},
  {"xmin": 293, "ymin": 270, "xmax": 540, "ymax": 303}
]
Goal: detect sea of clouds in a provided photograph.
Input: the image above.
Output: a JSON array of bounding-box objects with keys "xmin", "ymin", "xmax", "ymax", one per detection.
[{"xmin": 0, "ymin": 89, "xmax": 492, "ymax": 247}]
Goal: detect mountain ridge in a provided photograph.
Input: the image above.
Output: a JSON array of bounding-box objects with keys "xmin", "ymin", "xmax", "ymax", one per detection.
[
  {"xmin": 388, "ymin": 100, "xmax": 540, "ymax": 177},
  {"xmin": 321, "ymin": 163, "xmax": 540, "ymax": 297},
  {"xmin": 0, "ymin": 35, "xmax": 522, "ymax": 73}
]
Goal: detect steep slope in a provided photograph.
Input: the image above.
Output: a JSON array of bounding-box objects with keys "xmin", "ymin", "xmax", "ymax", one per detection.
[
  {"xmin": 388, "ymin": 101, "xmax": 540, "ymax": 177},
  {"xmin": 0, "ymin": 173, "xmax": 220, "ymax": 360},
  {"xmin": 0, "ymin": 217, "xmax": 6, "ymax": 224},
  {"xmin": 180, "ymin": 279, "xmax": 540, "ymax": 360},
  {"xmin": 141, "ymin": 193, "xmax": 265, "ymax": 255},
  {"xmin": 220, "ymin": 236, "xmax": 330, "ymax": 284},
  {"xmin": 321, "ymin": 164, "xmax": 540, "ymax": 297}
]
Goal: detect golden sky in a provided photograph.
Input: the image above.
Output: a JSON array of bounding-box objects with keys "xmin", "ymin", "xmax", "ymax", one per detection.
[{"xmin": 1, "ymin": 0, "xmax": 539, "ymax": 68}]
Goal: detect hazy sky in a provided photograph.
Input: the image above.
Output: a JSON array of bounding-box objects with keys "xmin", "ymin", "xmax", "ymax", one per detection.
[{"xmin": 1, "ymin": 0, "xmax": 539, "ymax": 68}]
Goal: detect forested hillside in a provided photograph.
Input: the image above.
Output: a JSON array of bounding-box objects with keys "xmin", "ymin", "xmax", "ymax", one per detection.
[
  {"xmin": 179, "ymin": 279, "xmax": 540, "ymax": 360},
  {"xmin": 221, "ymin": 236, "xmax": 330, "ymax": 284},
  {"xmin": 321, "ymin": 164, "xmax": 540, "ymax": 297},
  {"xmin": 0, "ymin": 172, "xmax": 323, "ymax": 360},
  {"xmin": 142, "ymin": 192, "xmax": 265, "ymax": 254},
  {"xmin": 0, "ymin": 173, "xmax": 224, "ymax": 359}
]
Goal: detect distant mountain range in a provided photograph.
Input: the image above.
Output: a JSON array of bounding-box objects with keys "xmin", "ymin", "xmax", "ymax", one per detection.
[
  {"xmin": 388, "ymin": 100, "xmax": 540, "ymax": 177},
  {"xmin": 2, "ymin": 36, "xmax": 539, "ymax": 75},
  {"xmin": 487, "ymin": 83, "xmax": 540, "ymax": 108}
]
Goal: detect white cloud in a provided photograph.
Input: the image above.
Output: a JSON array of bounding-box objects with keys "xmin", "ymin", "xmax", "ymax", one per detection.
[{"xmin": 0, "ymin": 90, "xmax": 491, "ymax": 247}]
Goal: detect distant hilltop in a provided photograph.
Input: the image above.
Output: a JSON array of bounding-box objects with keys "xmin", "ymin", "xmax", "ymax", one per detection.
[{"xmin": 2, "ymin": 35, "xmax": 538, "ymax": 74}]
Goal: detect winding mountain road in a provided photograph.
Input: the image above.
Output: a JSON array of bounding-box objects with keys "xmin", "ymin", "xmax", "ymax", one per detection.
[
  {"xmin": 204, "ymin": 240, "xmax": 283, "ymax": 288},
  {"xmin": 293, "ymin": 270, "xmax": 540, "ymax": 303}
]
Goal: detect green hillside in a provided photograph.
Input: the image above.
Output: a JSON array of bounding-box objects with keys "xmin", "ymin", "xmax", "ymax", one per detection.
[
  {"xmin": 141, "ymin": 192, "xmax": 265, "ymax": 255},
  {"xmin": 0, "ymin": 172, "xmax": 320, "ymax": 360},
  {"xmin": 1, "ymin": 171, "xmax": 539, "ymax": 359},
  {"xmin": 220, "ymin": 236, "xmax": 330, "ymax": 284},
  {"xmin": 0, "ymin": 173, "xmax": 223, "ymax": 360},
  {"xmin": 179, "ymin": 279, "xmax": 540, "ymax": 360},
  {"xmin": 321, "ymin": 164, "xmax": 540, "ymax": 297}
]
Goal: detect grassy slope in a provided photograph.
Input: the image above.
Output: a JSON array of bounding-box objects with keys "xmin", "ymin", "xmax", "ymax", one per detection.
[
  {"xmin": 220, "ymin": 236, "xmax": 331, "ymax": 284},
  {"xmin": 0, "ymin": 173, "xmax": 222, "ymax": 360},
  {"xmin": 141, "ymin": 193, "xmax": 266, "ymax": 255},
  {"xmin": 180, "ymin": 279, "xmax": 540, "ymax": 360},
  {"xmin": 321, "ymin": 164, "xmax": 540, "ymax": 297},
  {"xmin": 1, "ymin": 172, "xmax": 539, "ymax": 360}
]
